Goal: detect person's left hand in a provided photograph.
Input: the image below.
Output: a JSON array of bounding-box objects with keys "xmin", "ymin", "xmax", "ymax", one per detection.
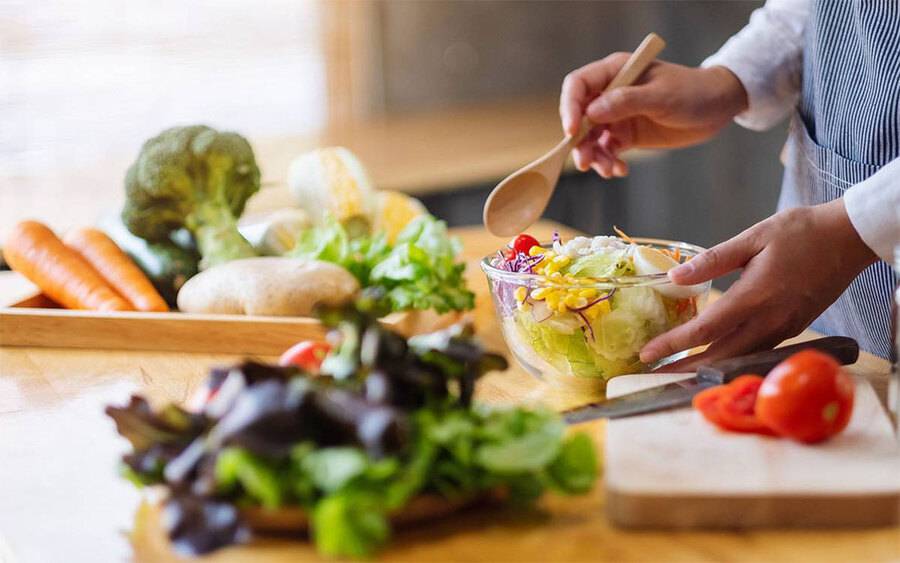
[{"xmin": 640, "ymin": 198, "xmax": 877, "ymax": 371}]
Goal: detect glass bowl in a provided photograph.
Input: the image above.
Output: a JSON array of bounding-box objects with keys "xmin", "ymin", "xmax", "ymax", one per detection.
[{"xmin": 481, "ymin": 237, "xmax": 711, "ymax": 390}]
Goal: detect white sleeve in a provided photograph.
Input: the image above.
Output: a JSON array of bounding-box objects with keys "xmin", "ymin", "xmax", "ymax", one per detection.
[
  {"xmin": 701, "ymin": 0, "xmax": 810, "ymax": 131},
  {"xmin": 843, "ymin": 157, "xmax": 900, "ymax": 264}
]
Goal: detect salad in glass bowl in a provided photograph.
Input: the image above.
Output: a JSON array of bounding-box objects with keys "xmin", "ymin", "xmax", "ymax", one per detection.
[{"xmin": 481, "ymin": 232, "xmax": 710, "ymax": 386}]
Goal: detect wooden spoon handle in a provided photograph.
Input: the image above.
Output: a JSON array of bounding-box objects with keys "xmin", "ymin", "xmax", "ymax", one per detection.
[{"xmin": 572, "ymin": 33, "xmax": 666, "ymax": 146}]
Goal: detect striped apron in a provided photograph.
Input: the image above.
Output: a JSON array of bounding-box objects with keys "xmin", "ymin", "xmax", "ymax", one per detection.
[{"xmin": 777, "ymin": 0, "xmax": 900, "ymax": 359}]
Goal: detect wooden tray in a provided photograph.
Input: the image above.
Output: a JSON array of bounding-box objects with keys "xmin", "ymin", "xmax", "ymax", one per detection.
[{"xmin": 0, "ymin": 291, "xmax": 465, "ymax": 355}]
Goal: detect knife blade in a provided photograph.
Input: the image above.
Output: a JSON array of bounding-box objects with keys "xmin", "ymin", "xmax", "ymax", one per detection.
[{"xmin": 562, "ymin": 336, "xmax": 859, "ymax": 424}]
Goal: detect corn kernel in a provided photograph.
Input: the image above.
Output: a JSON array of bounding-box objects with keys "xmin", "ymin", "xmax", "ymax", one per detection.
[
  {"xmin": 514, "ymin": 286, "xmax": 528, "ymax": 302},
  {"xmin": 517, "ymin": 299, "xmax": 532, "ymax": 312},
  {"xmin": 545, "ymin": 292, "xmax": 561, "ymax": 310},
  {"xmin": 530, "ymin": 287, "xmax": 550, "ymax": 300},
  {"xmin": 578, "ymin": 288, "xmax": 599, "ymax": 299},
  {"xmin": 552, "ymin": 255, "xmax": 571, "ymax": 267},
  {"xmin": 584, "ymin": 299, "xmax": 611, "ymax": 321},
  {"xmin": 549, "ymin": 271, "xmax": 562, "ymax": 280},
  {"xmin": 557, "ymin": 301, "xmax": 568, "ymax": 313},
  {"xmin": 528, "ymin": 245, "xmax": 544, "ymax": 257},
  {"xmin": 565, "ymin": 295, "xmax": 588, "ymax": 309}
]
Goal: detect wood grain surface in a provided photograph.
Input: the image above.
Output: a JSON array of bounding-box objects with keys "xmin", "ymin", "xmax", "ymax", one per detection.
[{"xmin": 1, "ymin": 222, "xmax": 898, "ymax": 562}]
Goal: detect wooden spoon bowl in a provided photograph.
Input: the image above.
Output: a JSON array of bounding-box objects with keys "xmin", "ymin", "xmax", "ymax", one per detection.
[{"xmin": 483, "ymin": 33, "xmax": 666, "ymax": 237}]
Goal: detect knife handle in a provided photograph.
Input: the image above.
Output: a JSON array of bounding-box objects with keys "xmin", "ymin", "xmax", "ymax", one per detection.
[{"xmin": 697, "ymin": 336, "xmax": 859, "ymax": 384}]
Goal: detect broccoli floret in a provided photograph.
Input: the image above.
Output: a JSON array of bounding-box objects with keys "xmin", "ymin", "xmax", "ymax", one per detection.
[{"xmin": 122, "ymin": 125, "xmax": 261, "ymax": 269}]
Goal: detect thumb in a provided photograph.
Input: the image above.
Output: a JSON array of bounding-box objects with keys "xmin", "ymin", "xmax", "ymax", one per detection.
[
  {"xmin": 586, "ymin": 85, "xmax": 661, "ymax": 124},
  {"xmin": 669, "ymin": 232, "xmax": 759, "ymax": 285}
]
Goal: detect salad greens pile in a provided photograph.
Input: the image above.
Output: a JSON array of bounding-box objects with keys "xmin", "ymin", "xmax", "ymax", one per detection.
[
  {"xmin": 290, "ymin": 214, "xmax": 474, "ymax": 314},
  {"xmin": 107, "ymin": 295, "xmax": 597, "ymax": 557}
]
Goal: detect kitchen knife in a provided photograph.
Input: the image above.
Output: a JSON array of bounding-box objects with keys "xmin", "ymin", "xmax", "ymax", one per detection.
[{"xmin": 562, "ymin": 336, "xmax": 859, "ymax": 424}]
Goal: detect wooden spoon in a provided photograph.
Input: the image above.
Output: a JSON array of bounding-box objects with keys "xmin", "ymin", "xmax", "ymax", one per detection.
[{"xmin": 482, "ymin": 33, "xmax": 666, "ymax": 237}]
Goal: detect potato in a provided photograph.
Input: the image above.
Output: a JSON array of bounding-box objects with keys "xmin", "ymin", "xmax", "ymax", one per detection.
[{"xmin": 176, "ymin": 257, "xmax": 359, "ymax": 316}]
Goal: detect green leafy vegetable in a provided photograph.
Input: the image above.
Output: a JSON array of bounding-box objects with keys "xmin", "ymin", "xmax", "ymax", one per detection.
[
  {"xmin": 108, "ymin": 298, "xmax": 597, "ymax": 558},
  {"xmin": 215, "ymin": 448, "xmax": 285, "ymax": 509},
  {"xmin": 474, "ymin": 410, "xmax": 565, "ymax": 473},
  {"xmin": 291, "ymin": 214, "xmax": 474, "ymax": 314},
  {"xmin": 545, "ymin": 433, "xmax": 598, "ymax": 495},
  {"xmin": 313, "ymin": 492, "xmax": 390, "ymax": 558},
  {"xmin": 302, "ymin": 448, "xmax": 370, "ymax": 493}
]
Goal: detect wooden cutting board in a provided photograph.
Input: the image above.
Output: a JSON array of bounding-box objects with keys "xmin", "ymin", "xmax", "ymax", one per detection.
[{"xmin": 604, "ymin": 373, "xmax": 900, "ymax": 528}]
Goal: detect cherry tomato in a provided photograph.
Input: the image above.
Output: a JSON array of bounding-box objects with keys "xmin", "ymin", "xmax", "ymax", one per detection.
[
  {"xmin": 510, "ymin": 234, "xmax": 540, "ymax": 256},
  {"xmin": 278, "ymin": 341, "xmax": 331, "ymax": 373},
  {"xmin": 755, "ymin": 350, "xmax": 854, "ymax": 444},
  {"xmin": 693, "ymin": 375, "xmax": 775, "ymax": 436}
]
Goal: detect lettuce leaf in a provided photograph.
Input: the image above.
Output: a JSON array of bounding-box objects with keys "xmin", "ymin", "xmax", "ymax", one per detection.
[
  {"xmin": 291, "ymin": 214, "xmax": 473, "ymax": 313},
  {"xmin": 370, "ymin": 216, "xmax": 474, "ymax": 313},
  {"xmin": 565, "ymin": 249, "xmax": 633, "ymax": 278}
]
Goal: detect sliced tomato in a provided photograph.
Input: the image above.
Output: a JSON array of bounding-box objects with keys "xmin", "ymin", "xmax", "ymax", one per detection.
[
  {"xmin": 692, "ymin": 385, "xmax": 731, "ymax": 428},
  {"xmin": 693, "ymin": 374, "xmax": 775, "ymax": 436},
  {"xmin": 278, "ymin": 341, "xmax": 330, "ymax": 373}
]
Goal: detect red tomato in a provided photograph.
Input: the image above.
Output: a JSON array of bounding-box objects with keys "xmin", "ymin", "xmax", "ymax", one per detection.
[
  {"xmin": 693, "ymin": 375, "xmax": 775, "ymax": 436},
  {"xmin": 278, "ymin": 341, "xmax": 331, "ymax": 373},
  {"xmin": 510, "ymin": 234, "xmax": 540, "ymax": 256},
  {"xmin": 755, "ymin": 350, "xmax": 854, "ymax": 444}
]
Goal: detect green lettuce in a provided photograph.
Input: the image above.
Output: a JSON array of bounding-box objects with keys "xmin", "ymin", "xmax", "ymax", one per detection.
[
  {"xmin": 206, "ymin": 406, "xmax": 597, "ymax": 558},
  {"xmin": 513, "ymin": 309, "xmax": 638, "ymax": 379},
  {"xmin": 565, "ymin": 249, "xmax": 634, "ymax": 278},
  {"xmin": 291, "ymin": 215, "xmax": 474, "ymax": 313}
]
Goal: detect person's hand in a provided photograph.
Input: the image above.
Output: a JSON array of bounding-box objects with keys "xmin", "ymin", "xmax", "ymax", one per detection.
[
  {"xmin": 559, "ymin": 53, "xmax": 748, "ymax": 178},
  {"xmin": 640, "ymin": 199, "xmax": 878, "ymax": 371}
]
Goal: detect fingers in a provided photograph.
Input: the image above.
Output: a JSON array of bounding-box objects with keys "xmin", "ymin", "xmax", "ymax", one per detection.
[
  {"xmin": 572, "ymin": 127, "xmax": 629, "ymax": 178},
  {"xmin": 560, "ymin": 73, "xmax": 588, "ymax": 136},
  {"xmin": 669, "ymin": 228, "xmax": 761, "ymax": 285},
  {"xmin": 572, "ymin": 128, "xmax": 601, "ymax": 171},
  {"xmin": 655, "ymin": 319, "xmax": 783, "ymax": 372},
  {"xmin": 585, "ymin": 84, "xmax": 664, "ymax": 125},
  {"xmin": 560, "ymin": 53, "xmax": 629, "ymax": 136},
  {"xmin": 639, "ymin": 279, "xmax": 761, "ymax": 364}
]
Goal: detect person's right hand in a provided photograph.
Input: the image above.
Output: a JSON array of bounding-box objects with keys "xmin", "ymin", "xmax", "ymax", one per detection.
[{"xmin": 559, "ymin": 53, "xmax": 749, "ymax": 178}]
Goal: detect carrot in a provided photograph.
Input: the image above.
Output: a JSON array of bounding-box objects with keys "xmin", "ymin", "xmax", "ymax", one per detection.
[
  {"xmin": 64, "ymin": 227, "xmax": 169, "ymax": 312},
  {"xmin": 613, "ymin": 225, "xmax": 637, "ymax": 245},
  {"xmin": 3, "ymin": 221, "xmax": 133, "ymax": 311}
]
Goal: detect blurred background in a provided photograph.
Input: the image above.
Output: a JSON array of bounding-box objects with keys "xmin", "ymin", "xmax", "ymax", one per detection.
[{"xmin": 2, "ymin": 0, "xmax": 786, "ymax": 275}]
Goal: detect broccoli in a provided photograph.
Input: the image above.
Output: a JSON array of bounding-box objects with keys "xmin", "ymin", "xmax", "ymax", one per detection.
[{"xmin": 122, "ymin": 125, "xmax": 261, "ymax": 269}]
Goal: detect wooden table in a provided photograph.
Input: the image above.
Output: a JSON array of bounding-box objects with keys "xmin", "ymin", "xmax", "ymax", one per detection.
[{"xmin": 1, "ymin": 222, "xmax": 897, "ymax": 562}]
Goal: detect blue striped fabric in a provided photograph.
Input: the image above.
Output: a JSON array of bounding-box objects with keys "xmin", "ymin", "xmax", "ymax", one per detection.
[{"xmin": 780, "ymin": 0, "xmax": 900, "ymax": 358}]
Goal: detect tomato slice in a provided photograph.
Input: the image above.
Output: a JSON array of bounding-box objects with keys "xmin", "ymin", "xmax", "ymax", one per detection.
[
  {"xmin": 278, "ymin": 341, "xmax": 331, "ymax": 373},
  {"xmin": 692, "ymin": 385, "xmax": 731, "ymax": 428},
  {"xmin": 693, "ymin": 375, "xmax": 776, "ymax": 436}
]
